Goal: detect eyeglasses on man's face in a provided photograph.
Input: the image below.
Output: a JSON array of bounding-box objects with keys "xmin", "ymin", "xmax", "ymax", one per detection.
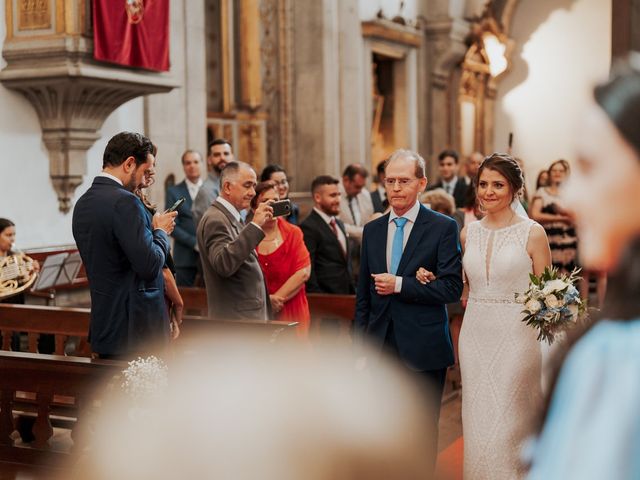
[{"xmin": 384, "ymin": 178, "xmax": 418, "ymax": 187}]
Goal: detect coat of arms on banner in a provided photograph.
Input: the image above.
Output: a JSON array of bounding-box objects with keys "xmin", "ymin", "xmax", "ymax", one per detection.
[{"xmin": 126, "ymin": 0, "xmax": 144, "ymax": 24}]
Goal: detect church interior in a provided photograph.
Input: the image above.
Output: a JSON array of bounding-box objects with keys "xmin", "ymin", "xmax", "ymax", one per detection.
[{"xmin": 0, "ymin": 0, "xmax": 639, "ymax": 478}]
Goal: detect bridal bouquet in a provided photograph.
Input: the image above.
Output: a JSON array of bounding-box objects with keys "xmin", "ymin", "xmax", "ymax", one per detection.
[{"xmin": 515, "ymin": 267, "xmax": 586, "ymax": 345}]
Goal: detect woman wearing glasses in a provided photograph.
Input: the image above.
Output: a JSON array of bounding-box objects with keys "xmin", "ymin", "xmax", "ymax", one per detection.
[{"xmin": 260, "ymin": 164, "xmax": 300, "ymax": 225}]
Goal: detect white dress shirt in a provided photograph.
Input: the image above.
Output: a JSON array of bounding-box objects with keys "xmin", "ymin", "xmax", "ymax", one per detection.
[
  {"xmin": 314, "ymin": 207, "xmax": 348, "ymax": 254},
  {"xmin": 441, "ymin": 176, "xmax": 459, "ymax": 196},
  {"xmin": 386, "ymin": 200, "xmax": 421, "ymax": 292},
  {"xmin": 98, "ymin": 171, "xmax": 123, "ymax": 186},
  {"xmin": 216, "ymin": 197, "xmax": 261, "ymax": 231},
  {"xmin": 185, "ymin": 178, "xmax": 203, "ymax": 201}
]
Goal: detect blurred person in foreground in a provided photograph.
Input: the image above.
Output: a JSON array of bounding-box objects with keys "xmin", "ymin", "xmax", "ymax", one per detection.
[
  {"xmin": 252, "ymin": 181, "xmax": 311, "ymax": 337},
  {"xmin": 528, "ymin": 55, "xmax": 640, "ymax": 480},
  {"xmin": 260, "ymin": 164, "xmax": 300, "ymax": 225},
  {"xmin": 72, "ymin": 132, "xmax": 176, "ymax": 359},
  {"xmin": 67, "ymin": 334, "xmax": 437, "ymax": 480}
]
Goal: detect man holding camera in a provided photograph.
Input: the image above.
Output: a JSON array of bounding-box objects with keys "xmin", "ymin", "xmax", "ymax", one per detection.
[{"xmin": 197, "ymin": 162, "xmax": 273, "ymax": 320}]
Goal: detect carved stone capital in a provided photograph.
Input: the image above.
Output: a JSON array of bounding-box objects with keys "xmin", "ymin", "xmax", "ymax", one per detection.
[{"xmin": 424, "ymin": 17, "xmax": 470, "ymax": 89}]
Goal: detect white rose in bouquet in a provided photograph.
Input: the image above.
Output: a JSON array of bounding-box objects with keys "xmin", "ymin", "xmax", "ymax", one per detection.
[
  {"xmin": 515, "ymin": 293, "xmax": 528, "ymax": 304},
  {"xmin": 525, "ymin": 299, "xmax": 542, "ymax": 313},
  {"xmin": 544, "ymin": 294, "xmax": 560, "ymax": 309},
  {"xmin": 542, "ymin": 279, "xmax": 569, "ymax": 295}
]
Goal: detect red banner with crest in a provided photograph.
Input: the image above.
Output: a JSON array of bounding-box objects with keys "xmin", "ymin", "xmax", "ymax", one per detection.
[{"xmin": 92, "ymin": 0, "xmax": 170, "ymax": 72}]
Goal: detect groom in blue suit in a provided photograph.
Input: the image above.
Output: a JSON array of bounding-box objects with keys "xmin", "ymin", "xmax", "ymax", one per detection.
[
  {"xmin": 355, "ymin": 149, "xmax": 463, "ymax": 459},
  {"xmin": 73, "ymin": 132, "xmax": 177, "ymax": 358}
]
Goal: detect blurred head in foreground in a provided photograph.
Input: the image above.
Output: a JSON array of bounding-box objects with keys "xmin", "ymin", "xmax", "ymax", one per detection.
[
  {"xmin": 565, "ymin": 54, "xmax": 640, "ymax": 273},
  {"xmin": 69, "ymin": 333, "xmax": 435, "ymax": 480}
]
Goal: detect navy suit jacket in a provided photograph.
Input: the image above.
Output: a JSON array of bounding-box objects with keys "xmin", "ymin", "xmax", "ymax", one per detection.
[
  {"xmin": 300, "ymin": 210, "xmax": 354, "ymax": 294},
  {"xmin": 165, "ymin": 181, "xmax": 198, "ymax": 269},
  {"xmin": 72, "ymin": 176, "xmax": 171, "ymax": 356},
  {"xmin": 354, "ymin": 205, "xmax": 463, "ymax": 371}
]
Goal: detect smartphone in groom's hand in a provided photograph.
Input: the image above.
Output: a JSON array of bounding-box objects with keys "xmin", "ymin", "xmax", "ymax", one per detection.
[{"xmin": 165, "ymin": 197, "xmax": 185, "ymax": 213}]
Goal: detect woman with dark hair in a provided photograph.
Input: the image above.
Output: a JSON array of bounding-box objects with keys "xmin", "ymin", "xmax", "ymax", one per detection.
[
  {"xmin": 453, "ymin": 154, "xmax": 551, "ymax": 479},
  {"xmin": 260, "ymin": 164, "xmax": 300, "ymax": 224},
  {"xmin": 530, "ymin": 159, "xmax": 578, "ymax": 274},
  {"xmin": 528, "ymin": 57, "xmax": 640, "ymax": 479},
  {"xmin": 534, "ymin": 169, "xmax": 549, "ymax": 191},
  {"xmin": 0, "ymin": 219, "xmax": 44, "ymax": 351},
  {"xmin": 134, "ymin": 160, "xmax": 182, "ymax": 340},
  {"xmin": 252, "ymin": 181, "xmax": 311, "ymax": 337}
]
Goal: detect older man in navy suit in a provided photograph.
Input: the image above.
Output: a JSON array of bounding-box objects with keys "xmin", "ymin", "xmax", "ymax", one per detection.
[
  {"xmin": 355, "ymin": 149, "xmax": 463, "ymax": 467},
  {"xmin": 72, "ymin": 132, "xmax": 177, "ymax": 359},
  {"xmin": 166, "ymin": 149, "xmax": 202, "ymax": 286}
]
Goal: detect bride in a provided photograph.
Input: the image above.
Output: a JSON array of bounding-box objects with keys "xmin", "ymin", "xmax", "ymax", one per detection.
[{"xmin": 457, "ymin": 154, "xmax": 551, "ymax": 479}]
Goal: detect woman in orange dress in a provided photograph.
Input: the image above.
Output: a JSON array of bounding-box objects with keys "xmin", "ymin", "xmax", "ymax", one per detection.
[{"xmin": 251, "ymin": 181, "xmax": 311, "ymax": 337}]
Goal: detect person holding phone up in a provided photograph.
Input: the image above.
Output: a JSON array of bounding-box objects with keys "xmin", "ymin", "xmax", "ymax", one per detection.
[
  {"xmin": 197, "ymin": 162, "xmax": 274, "ymax": 321},
  {"xmin": 252, "ymin": 181, "xmax": 311, "ymax": 337}
]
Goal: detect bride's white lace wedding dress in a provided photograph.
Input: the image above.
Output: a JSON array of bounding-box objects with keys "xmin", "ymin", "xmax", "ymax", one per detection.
[{"xmin": 459, "ymin": 219, "xmax": 542, "ymax": 479}]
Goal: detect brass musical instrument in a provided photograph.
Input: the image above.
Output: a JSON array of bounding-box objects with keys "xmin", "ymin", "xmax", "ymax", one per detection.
[{"xmin": 0, "ymin": 253, "xmax": 37, "ymax": 300}]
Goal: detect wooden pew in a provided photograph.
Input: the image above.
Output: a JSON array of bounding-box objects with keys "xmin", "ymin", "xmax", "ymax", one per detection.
[
  {"xmin": 179, "ymin": 286, "xmax": 208, "ymax": 316},
  {"xmin": 307, "ymin": 293, "xmax": 355, "ymax": 341},
  {"xmin": 177, "ymin": 287, "xmax": 356, "ymax": 340},
  {"xmin": 0, "ymin": 304, "xmax": 298, "ymax": 356},
  {"xmin": 0, "ymin": 351, "xmax": 124, "ymax": 468},
  {"xmin": 0, "ymin": 304, "xmax": 91, "ymax": 356}
]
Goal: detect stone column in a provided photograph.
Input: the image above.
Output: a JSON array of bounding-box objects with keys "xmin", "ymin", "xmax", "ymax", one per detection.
[
  {"xmin": 337, "ymin": 0, "xmax": 367, "ymax": 172},
  {"xmin": 291, "ymin": 0, "xmax": 341, "ymax": 191}
]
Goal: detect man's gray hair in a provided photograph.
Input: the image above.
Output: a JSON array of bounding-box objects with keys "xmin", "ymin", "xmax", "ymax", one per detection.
[
  {"xmin": 220, "ymin": 161, "xmax": 254, "ymax": 186},
  {"xmin": 384, "ymin": 149, "xmax": 426, "ymax": 178}
]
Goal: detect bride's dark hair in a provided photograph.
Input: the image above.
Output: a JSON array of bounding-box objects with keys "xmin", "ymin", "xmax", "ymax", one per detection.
[{"xmin": 476, "ymin": 153, "xmax": 524, "ymax": 201}]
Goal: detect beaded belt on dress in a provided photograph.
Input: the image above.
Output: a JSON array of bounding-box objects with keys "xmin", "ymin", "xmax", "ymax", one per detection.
[{"xmin": 467, "ymin": 295, "xmax": 517, "ymax": 305}]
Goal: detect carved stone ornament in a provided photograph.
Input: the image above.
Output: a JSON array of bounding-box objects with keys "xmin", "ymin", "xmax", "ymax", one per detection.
[{"xmin": 0, "ymin": 2, "xmax": 177, "ymax": 213}]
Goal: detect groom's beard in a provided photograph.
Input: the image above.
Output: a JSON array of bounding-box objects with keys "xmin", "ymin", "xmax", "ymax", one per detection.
[{"xmin": 124, "ymin": 170, "xmax": 138, "ymax": 192}]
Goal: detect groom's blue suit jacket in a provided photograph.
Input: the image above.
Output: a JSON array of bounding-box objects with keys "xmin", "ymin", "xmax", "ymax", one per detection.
[
  {"xmin": 72, "ymin": 176, "xmax": 170, "ymax": 356},
  {"xmin": 355, "ymin": 205, "xmax": 463, "ymax": 371}
]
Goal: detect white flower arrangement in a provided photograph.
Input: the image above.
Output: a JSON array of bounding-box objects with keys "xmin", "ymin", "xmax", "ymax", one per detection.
[
  {"xmin": 121, "ymin": 356, "xmax": 169, "ymax": 400},
  {"xmin": 515, "ymin": 267, "xmax": 586, "ymax": 344}
]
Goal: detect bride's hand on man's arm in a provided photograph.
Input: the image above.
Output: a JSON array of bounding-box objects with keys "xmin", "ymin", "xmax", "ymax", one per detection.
[{"xmin": 416, "ymin": 267, "xmax": 436, "ymax": 285}]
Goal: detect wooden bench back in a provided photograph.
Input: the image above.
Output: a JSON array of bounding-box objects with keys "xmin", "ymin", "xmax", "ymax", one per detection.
[
  {"xmin": 177, "ymin": 287, "xmax": 356, "ymax": 341},
  {"xmin": 0, "ymin": 351, "xmax": 124, "ymax": 466},
  {"xmin": 0, "ymin": 303, "xmax": 299, "ymax": 355},
  {"xmin": 0, "ymin": 303, "xmax": 91, "ymax": 356}
]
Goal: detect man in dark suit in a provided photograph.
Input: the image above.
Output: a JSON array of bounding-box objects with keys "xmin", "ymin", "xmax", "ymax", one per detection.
[
  {"xmin": 72, "ymin": 132, "xmax": 177, "ymax": 358},
  {"xmin": 355, "ymin": 149, "xmax": 463, "ymax": 467},
  {"xmin": 370, "ymin": 160, "xmax": 388, "ymax": 213},
  {"xmin": 300, "ymin": 175, "xmax": 354, "ymax": 294},
  {"xmin": 427, "ymin": 149, "xmax": 470, "ymax": 208},
  {"xmin": 165, "ymin": 149, "xmax": 202, "ymax": 286},
  {"xmin": 197, "ymin": 162, "xmax": 273, "ymax": 320}
]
